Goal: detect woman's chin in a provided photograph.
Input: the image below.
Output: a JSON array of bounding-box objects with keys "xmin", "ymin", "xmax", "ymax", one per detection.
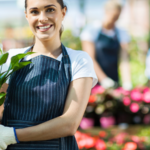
[{"xmin": 37, "ymin": 35, "xmax": 54, "ymax": 41}]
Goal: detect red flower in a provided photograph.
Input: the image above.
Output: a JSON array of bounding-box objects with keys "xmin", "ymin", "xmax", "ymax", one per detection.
[
  {"xmin": 99, "ymin": 131, "xmax": 107, "ymax": 138},
  {"xmin": 89, "ymin": 95, "xmax": 97, "ymax": 103},
  {"xmin": 95, "ymin": 139, "xmax": 107, "ymax": 150},
  {"xmin": 84, "ymin": 136, "xmax": 96, "ymax": 149},
  {"xmin": 123, "ymin": 97, "xmax": 131, "ymax": 106},
  {"xmin": 75, "ymin": 131, "xmax": 82, "ymax": 142},
  {"xmin": 130, "ymin": 103, "xmax": 139, "ymax": 113},
  {"xmin": 75, "ymin": 131, "xmax": 96, "ymax": 149},
  {"xmin": 123, "ymin": 142, "xmax": 137, "ymax": 150}
]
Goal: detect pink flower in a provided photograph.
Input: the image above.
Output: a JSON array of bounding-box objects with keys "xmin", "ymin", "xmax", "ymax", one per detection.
[
  {"xmin": 123, "ymin": 97, "xmax": 131, "ymax": 106},
  {"xmin": 80, "ymin": 118, "xmax": 94, "ymax": 129},
  {"xmin": 130, "ymin": 103, "xmax": 139, "ymax": 113},
  {"xmin": 131, "ymin": 136, "xmax": 140, "ymax": 143},
  {"xmin": 95, "ymin": 139, "xmax": 106, "ymax": 150},
  {"xmin": 143, "ymin": 87, "xmax": 150, "ymax": 93},
  {"xmin": 130, "ymin": 90, "xmax": 143, "ymax": 102},
  {"xmin": 123, "ymin": 142, "xmax": 137, "ymax": 150},
  {"xmin": 91, "ymin": 85, "xmax": 105, "ymax": 94},
  {"xmin": 143, "ymin": 91, "xmax": 150, "ymax": 103},
  {"xmin": 113, "ymin": 132, "xmax": 128, "ymax": 144},
  {"xmin": 117, "ymin": 87, "xmax": 130, "ymax": 96},
  {"xmin": 100, "ymin": 116, "xmax": 115, "ymax": 128},
  {"xmin": 113, "ymin": 89, "xmax": 122, "ymax": 97}
]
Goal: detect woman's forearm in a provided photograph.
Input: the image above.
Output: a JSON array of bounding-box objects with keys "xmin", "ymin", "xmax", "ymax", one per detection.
[{"xmin": 16, "ymin": 115, "xmax": 73, "ymax": 142}]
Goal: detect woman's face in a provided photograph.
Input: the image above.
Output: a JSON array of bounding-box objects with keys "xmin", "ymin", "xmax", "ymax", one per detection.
[
  {"xmin": 105, "ymin": 8, "xmax": 121, "ymax": 24},
  {"xmin": 25, "ymin": 0, "xmax": 66, "ymax": 41}
]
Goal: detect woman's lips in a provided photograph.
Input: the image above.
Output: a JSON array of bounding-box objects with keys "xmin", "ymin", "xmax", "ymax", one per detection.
[{"xmin": 37, "ymin": 25, "xmax": 53, "ymax": 32}]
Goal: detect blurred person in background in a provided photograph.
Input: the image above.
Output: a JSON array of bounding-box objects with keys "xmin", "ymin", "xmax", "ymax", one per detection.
[
  {"xmin": 80, "ymin": 0, "xmax": 132, "ymax": 90},
  {"xmin": 145, "ymin": 48, "xmax": 150, "ymax": 87}
]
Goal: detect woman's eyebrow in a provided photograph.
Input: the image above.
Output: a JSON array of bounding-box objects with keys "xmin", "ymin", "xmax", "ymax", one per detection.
[
  {"xmin": 44, "ymin": 5, "xmax": 56, "ymax": 8},
  {"xmin": 30, "ymin": 5, "xmax": 56, "ymax": 10}
]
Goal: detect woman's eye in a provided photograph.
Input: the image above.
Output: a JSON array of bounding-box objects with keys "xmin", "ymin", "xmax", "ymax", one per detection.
[
  {"xmin": 31, "ymin": 10, "xmax": 38, "ymax": 14},
  {"xmin": 47, "ymin": 8, "xmax": 55, "ymax": 12}
]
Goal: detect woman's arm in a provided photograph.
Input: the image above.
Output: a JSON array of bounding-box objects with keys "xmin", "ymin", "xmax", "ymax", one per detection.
[
  {"xmin": 81, "ymin": 41, "xmax": 115, "ymax": 88},
  {"xmin": 81, "ymin": 41, "xmax": 107, "ymax": 82},
  {"xmin": 16, "ymin": 77, "xmax": 93, "ymax": 142}
]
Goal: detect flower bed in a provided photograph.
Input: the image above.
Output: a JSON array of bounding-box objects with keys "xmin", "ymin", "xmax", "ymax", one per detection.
[
  {"xmin": 76, "ymin": 126, "xmax": 150, "ymax": 150},
  {"xmin": 80, "ymin": 86, "xmax": 150, "ymax": 129}
]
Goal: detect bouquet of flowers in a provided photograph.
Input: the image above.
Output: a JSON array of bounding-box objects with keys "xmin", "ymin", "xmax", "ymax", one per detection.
[{"xmin": 0, "ymin": 47, "xmax": 34, "ymax": 106}]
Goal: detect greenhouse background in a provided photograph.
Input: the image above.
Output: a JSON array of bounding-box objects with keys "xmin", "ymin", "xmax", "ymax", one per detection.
[{"xmin": 0, "ymin": 0, "xmax": 150, "ymax": 149}]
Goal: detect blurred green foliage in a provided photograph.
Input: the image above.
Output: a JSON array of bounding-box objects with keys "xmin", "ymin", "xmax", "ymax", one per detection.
[
  {"xmin": 61, "ymin": 30, "xmax": 82, "ymax": 50},
  {"xmin": 121, "ymin": 36, "xmax": 148, "ymax": 87}
]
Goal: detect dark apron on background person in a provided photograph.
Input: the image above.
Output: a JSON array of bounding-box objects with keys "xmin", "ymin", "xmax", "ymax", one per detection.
[
  {"xmin": 95, "ymin": 28, "xmax": 120, "ymax": 82},
  {"xmin": 1, "ymin": 44, "xmax": 79, "ymax": 150}
]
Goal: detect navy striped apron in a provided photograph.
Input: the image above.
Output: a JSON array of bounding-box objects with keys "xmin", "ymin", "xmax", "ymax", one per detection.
[{"xmin": 1, "ymin": 44, "xmax": 79, "ymax": 150}]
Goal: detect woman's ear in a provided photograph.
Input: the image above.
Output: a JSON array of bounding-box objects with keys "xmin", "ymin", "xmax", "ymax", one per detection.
[
  {"xmin": 61, "ymin": 7, "xmax": 67, "ymax": 21},
  {"xmin": 24, "ymin": 11, "xmax": 28, "ymax": 21}
]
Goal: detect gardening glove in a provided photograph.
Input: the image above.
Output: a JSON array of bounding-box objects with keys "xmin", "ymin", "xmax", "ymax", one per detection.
[
  {"xmin": 122, "ymin": 82, "xmax": 132, "ymax": 91},
  {"xmin": 101, "ymin": 77, "xmax": 116, "ymax": 89},
  {"xmin": 0, "ymin": 124, "xmax": 19, "ymax": 150}
]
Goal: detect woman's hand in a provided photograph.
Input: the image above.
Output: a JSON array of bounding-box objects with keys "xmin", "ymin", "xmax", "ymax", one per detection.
[
  {"xmin": 0, "ymin": 125, "xmax": 17, "ymax": 149},
  {"xmin": 101, "ymin": 77, "xmax": 116, "ymax": 89}
]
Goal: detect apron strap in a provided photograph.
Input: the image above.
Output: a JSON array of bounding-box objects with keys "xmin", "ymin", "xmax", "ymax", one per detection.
[{"xmin": 60, "ymin": 44, "xmax": 72, "ymax": 82}]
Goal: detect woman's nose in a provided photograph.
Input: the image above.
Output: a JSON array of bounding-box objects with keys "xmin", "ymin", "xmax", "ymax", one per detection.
[{"xmin": 39, "ymin": 12, "xmax": 48, "ymax": 22}]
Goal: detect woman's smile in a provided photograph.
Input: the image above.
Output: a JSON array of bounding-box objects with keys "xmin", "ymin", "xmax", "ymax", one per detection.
[
  {"xmin": 25, "ymin": 0, "xmax": 66, "ymax": 41},
  {"xmin": 36, "ymin": 24, "xmax": 54, "ymax": 32}
]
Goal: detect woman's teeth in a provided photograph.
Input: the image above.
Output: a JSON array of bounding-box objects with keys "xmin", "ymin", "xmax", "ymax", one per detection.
[{"xmin": 39, "ymin": 25, "xmax": 51, "ymax": 29}]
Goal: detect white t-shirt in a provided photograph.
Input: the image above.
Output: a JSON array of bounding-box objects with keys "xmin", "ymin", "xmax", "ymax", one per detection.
[
  {"xmin": 2, "ymin": 46, "xmax": 98, "ymax": 88},
  {"xmin": 80, "ymin": 22, "xmax": 131, "ymax": 44}
]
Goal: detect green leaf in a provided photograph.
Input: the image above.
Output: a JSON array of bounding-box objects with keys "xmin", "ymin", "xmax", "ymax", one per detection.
[
  {"xmin": 13, "ymin": 61, "xmax": 32, "ymax": 72},
  {"xmin": 9, "ymin": 52, "xmax": 35, "ymax": 71},
  {"xmin": 0, "ymin": 71, "xmax": 6, "ymax": 76},
  {"xmin": 0, "ymin": 72, "xmax": 8, "ymax": 87},
  {"xmin": 0, "ymin": 92, "xmax": 6, "ymax": 106},
  {"xmin": 0, "ymin": 53, "xmax": 9, "ymax": 66},
  {"xmin": 0, "ymin": 48, "xmax": 3, "ymax": 55}
]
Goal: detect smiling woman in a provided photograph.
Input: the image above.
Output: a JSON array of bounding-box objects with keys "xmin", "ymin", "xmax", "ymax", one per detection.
[{"xmin": 0, "ymin": 0, "xmax": 98, "ymax": 150}]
